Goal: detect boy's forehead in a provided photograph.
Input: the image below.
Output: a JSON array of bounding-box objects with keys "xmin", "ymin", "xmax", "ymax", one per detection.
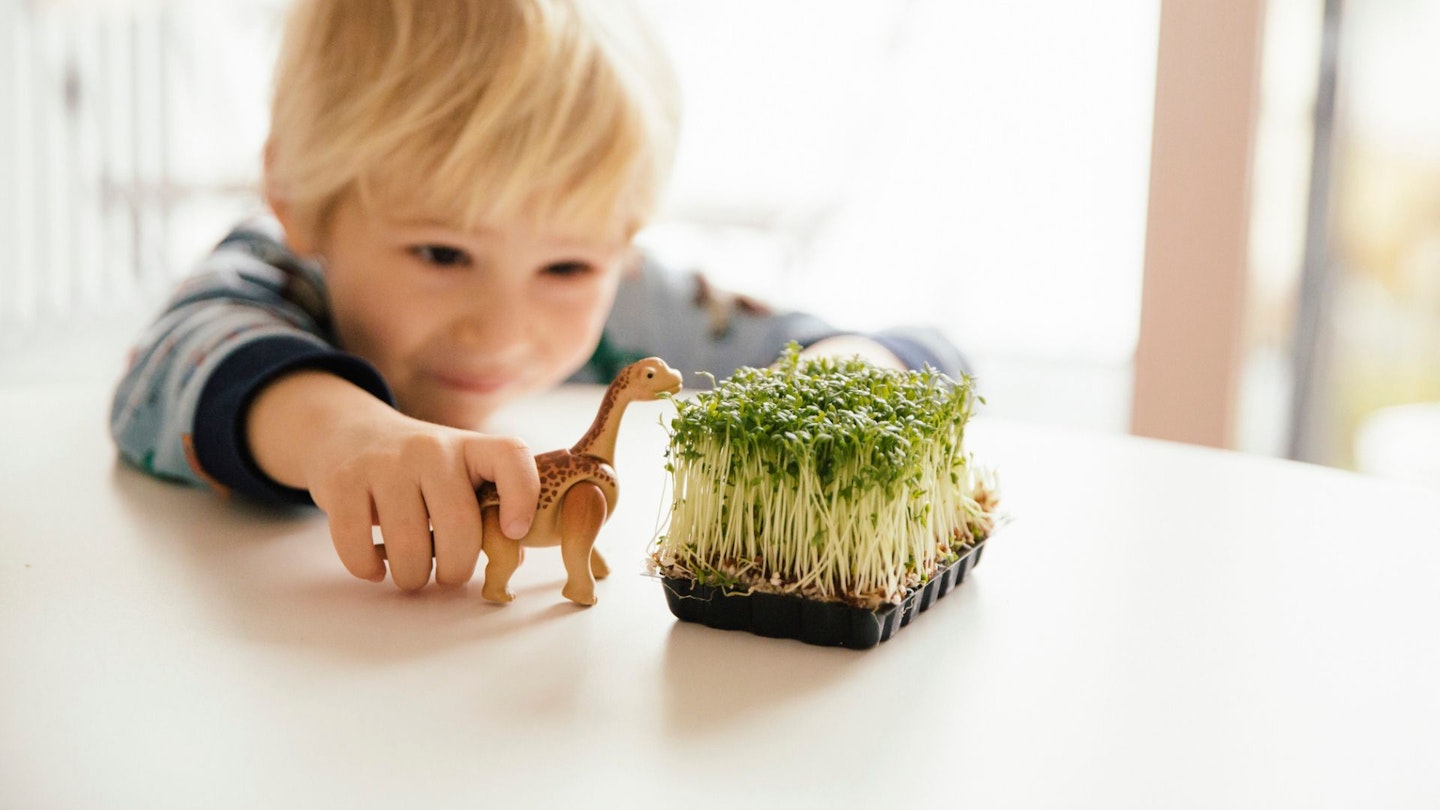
[
  {"xmin": 370, "ymin": 205, "xmax": 631, "ymax": 250},
  {"xmin": 358, "ymin": 163, "xmax": 643, "ymax": 248},
  {"xmin": 362, "ymin": 192, "xmax": 478, "ymax": 232}
]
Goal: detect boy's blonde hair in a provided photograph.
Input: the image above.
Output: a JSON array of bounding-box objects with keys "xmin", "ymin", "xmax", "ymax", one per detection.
[{"xmin": 265, "ymin": 0, "xmax": 679, "ymax": 244}]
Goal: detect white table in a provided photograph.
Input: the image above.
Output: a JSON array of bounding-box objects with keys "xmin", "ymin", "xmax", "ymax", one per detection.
[{"xmin": 4, "ymin": 383, "xmax": 1439, "ymax": 808}]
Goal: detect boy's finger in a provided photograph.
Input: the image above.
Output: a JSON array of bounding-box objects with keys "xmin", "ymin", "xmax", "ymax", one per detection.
[
  {"xmin": 323, "ymin": 493, "xmax": 386, "ymax": 582},
  {"xmin": 464, "ymin": 436, "xmax": 540, "ymax": 540},
  {"xmin": 424, "ymin": 473, "xmax": 484, "ymax": 587},
  {"xmin": 374, "ymin": 483, "xmax": 433, "ymax": 591}
]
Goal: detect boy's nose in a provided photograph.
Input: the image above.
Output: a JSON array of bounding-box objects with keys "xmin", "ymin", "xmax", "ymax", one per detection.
[{"xmin": 450, "ymin": 303, "xmax": 527, "ymax": 356}]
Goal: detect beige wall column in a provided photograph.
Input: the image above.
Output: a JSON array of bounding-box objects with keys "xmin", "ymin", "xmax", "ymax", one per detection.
[{"xmin": 1131, "ymin": 0, "xmax": 1266, "ymax": 448}]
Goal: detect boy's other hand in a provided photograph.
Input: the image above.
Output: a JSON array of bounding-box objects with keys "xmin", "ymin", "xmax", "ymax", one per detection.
[
  {"xmin": 246, "ymin": 371, "xmax": 541, "ymax": 590},
  {"xmin": 795, "ymin": 336, "xmax": 905, "ymax": 370}
]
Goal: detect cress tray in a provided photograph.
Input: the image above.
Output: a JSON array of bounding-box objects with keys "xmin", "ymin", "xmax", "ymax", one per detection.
[{"xmin": 659, "ymin": 542, "xmax": 985, "ymax": 650}]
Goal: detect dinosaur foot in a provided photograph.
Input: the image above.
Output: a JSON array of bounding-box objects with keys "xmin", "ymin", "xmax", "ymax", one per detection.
[
  {"xmin": 561, "ymin": 584, "xmax": 597, "ymax": 607},
  {"xmin": 481, "ymin": 586, "xmax": 516, "ymax": 604}
]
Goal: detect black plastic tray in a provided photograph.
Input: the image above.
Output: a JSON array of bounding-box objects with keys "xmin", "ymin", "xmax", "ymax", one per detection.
[{"xmin": 660, "ymin": 542, "xmax": 985, "ymax": 649}]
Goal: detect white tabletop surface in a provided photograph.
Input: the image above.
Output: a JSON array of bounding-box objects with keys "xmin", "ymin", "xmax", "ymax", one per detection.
[{"xmin": 3, "ymin": 382, "xmax": 1439, "ymax": 809}]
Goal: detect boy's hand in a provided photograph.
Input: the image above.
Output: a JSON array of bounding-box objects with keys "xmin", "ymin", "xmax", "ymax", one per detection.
[
  {"xmin": 796, "ymin": 336, "xmax": 905, "ymax": 370},
  {"xmin": 246, "ymin": 371, "xmax": 540, "ymax": 590}
]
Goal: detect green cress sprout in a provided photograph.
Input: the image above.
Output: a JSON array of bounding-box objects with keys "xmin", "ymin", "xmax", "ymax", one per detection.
[{"xmin": 652, "ymin": 346, "xmax": 999, "ymax": 610}]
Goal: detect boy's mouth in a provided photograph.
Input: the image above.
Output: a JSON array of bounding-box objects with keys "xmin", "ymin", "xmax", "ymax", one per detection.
[{"xmin": 432, "ymin": 371, "xmax": 515, "ymax": 395}]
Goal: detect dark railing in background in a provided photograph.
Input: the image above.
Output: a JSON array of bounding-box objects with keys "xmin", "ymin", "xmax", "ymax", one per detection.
[{"xmin": 1, "ymin": 0, "xmax": 271, "ymax": 331}]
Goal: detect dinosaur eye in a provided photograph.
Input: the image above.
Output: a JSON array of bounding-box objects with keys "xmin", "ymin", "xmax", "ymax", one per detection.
[{"xmin": 646, "ymin": 371, "xmax": 654, "ymax": 378}]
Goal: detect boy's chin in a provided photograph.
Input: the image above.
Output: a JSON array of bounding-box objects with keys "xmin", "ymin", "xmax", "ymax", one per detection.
[
  {"xmin": 432, "ymin": 405, "xmax": 499, "ymax": 432},
  {"xmin": 405, "ymin": 396, "xmax": 502, "ymax": 432}
]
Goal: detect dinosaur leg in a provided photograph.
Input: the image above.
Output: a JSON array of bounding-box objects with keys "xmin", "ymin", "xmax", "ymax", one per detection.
[
  {"xmin": 559, "ymin": 483, "xmax": 607, "ymax": 606},
  {"xmin": 590, "ymin": 548, "xmax": 610, "ymax": 580},
  {"xmin": 480, "ymin": 508, "xmax": 524, "ymax": 603}
]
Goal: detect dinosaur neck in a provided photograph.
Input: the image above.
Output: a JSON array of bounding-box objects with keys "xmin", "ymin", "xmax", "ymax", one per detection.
[{"xmin": 571, "ymin": 382, "xmax": 628, "ymax": 462}]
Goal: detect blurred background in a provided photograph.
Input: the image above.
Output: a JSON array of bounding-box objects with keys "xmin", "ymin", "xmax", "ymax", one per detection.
[{"xmin": 2, "ymin": 0, "xmax": 1438, "ymax": 488}]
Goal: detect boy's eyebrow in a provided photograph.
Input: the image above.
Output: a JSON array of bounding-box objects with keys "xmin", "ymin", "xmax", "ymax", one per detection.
[{"xmin": 382, "ymin": 214, "xmax": 627, "ymax": 252}]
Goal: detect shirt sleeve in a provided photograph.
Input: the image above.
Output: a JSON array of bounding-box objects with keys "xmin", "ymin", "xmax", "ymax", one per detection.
[
  {"xmin": 109, "ymin": 218, "xmax": 392, "ymax": 504},
  {"xmin": 571, "ymin": 252, "xmax": 970, "ymax": 386}
]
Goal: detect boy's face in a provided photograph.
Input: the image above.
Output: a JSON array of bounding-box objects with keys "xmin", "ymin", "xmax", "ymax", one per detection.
[{"xmin": 310, "ymin": 195, "xmax": 629, "ymax": 429}]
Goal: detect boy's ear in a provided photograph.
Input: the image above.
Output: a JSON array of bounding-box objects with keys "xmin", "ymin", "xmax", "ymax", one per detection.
[
  {"xmin": 262, "ymin": 142, "xmax": 318, "ymax": 257},
  {"xmin": 267, "ymin": 194, "xmax": 317, "ymax": 257},
  {"xmin": 622, "ymin": 246, "xmax": 644, "ymax": 279}
]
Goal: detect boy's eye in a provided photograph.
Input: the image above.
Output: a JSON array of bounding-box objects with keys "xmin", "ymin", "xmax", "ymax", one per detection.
[
  {"xmin": 410, "ymin": 245, "xmax": 471, "ymax": 267},
  {"xmin": 543, "ymin": 261, "xmax": 594, "ymax": 278}
]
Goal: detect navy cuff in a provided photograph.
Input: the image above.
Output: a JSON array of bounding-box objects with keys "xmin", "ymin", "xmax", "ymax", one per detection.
[{"xmin": 194, "ymin": 335, "xmax": 393, "ymax": 505}]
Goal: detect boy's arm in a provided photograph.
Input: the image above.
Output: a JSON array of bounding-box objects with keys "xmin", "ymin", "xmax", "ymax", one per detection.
[
  {"xmin": 110, "ymin": 220, "xmax": 541, "ymax": 589},
  {"xmin": 571, "ymin": 252, "xmax": 970, "ymax": 384},
  {"xmin": 108, "ymin": 218, "xmax": 390, "ymax": 503}
]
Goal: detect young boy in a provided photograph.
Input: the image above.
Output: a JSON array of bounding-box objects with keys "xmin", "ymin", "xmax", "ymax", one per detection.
[{"xmin": 110, "ymin": 0, "xmax": 967, "ymax": 592}]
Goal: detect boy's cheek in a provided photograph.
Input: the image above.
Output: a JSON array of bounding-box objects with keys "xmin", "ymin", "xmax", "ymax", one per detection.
[{"xmin": 332, "ymin": 304, "xmax": 426, "ymax": 370}]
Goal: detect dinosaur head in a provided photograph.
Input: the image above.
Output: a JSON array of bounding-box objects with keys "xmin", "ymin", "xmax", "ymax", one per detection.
[{"xmin": 624, "ymin": 357, "xmax": 684, "ymax": 399}]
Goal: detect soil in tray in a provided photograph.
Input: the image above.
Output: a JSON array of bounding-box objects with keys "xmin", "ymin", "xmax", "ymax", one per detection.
[{"xmin": 660, "ymin": 542, "xmax": 984, "ymax": 649}]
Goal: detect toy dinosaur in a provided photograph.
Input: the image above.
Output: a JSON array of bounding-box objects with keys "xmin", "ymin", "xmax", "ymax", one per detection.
[{"xmin": 477, "ymin": 356, "xmax": 683, "ymax": 606}]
